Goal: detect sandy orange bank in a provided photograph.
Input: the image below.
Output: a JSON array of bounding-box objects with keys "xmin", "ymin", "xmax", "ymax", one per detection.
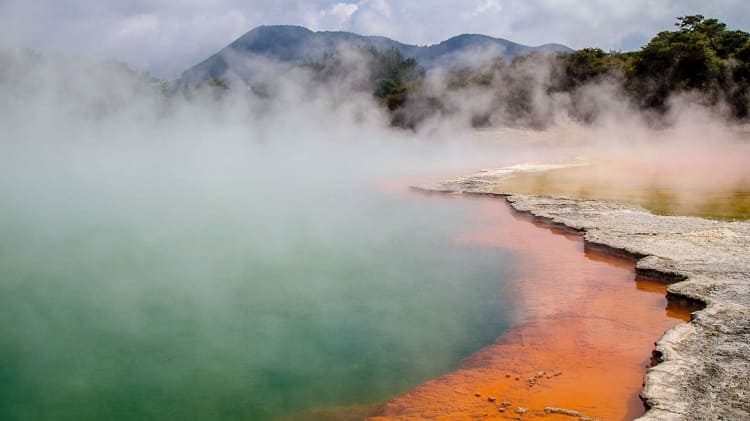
[{"xmin": 370, "ymin": 196, "xmax": 693, "ymax": 421}]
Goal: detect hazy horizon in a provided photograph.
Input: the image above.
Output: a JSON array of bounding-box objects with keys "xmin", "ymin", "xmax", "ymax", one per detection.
[{"xmin": 2, "ymin": 1, "xmax": 749, "ymax": 78}]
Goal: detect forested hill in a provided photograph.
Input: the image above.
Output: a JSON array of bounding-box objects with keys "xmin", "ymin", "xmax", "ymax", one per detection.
[
  {"xmin": 559, "ymin": 15, "xmax": 750, "ymax": 116},
  {"xmin": 178, "ymin": 25, "xmax": 571, "ymax": 85}
]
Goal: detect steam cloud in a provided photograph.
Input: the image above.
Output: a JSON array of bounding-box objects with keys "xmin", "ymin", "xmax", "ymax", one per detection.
[
  {"xmin": 0, "ymin": 37, "xmax": 747, "ymax": 420},
  {"xmin": 1, "ymin": 44, "xmax": 748, "ymax": 237}
]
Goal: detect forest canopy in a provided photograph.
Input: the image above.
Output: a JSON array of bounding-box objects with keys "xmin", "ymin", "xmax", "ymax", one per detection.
[{"xmin": 330, "ymin": 15, "xmax": 750, "ymax": 128}]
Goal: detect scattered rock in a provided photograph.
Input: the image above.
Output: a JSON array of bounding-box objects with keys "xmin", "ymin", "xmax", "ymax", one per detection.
[
  {"xmin": 487, "ymin": 396, "xmax": 496, "ymax": 402},
  {"xmin": 501, "ymin": 401, "xmax": 511, "ymax": 407},
  {"xmin": 527, "ymin": 370, "xmax": 547, "ymax": 387},
  {"xmin": 547, "ymin": 371, "xmax": 562, "ymax": 379},
  {"xmin": 474, "ymin": 392, "xmax": 481, "ymax": 397},
  {"xmin": 498, "ymin": 407, "xmax": 506, "ymax": 413},
  {"xmin": 505, "ymin": 373, "xmax": 511, "ymax": 378},
  {"xmin": 544, "ymin": 406, "xmax": 581, "ymax": 417},
  {"xmin": 516, "ymin": 407, "xmax": 527, "ymax": 414}
]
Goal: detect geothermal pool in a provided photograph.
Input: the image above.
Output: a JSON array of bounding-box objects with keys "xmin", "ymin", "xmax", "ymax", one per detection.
[
  {"xmin": 0, "ymin": 138, "xmax": 693, "ymax": 420},
  {"xmin": 0, "ymin": 173, "xmax": 521, "ymax": 420}
]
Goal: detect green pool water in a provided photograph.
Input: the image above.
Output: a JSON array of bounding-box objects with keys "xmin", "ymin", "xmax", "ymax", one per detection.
[{"xmin": 0, "ymin": 144, "xmax": 518, "ymax": 420}]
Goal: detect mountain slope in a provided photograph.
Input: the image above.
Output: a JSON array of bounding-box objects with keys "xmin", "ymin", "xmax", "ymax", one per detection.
[{"xmin": 178, "ymin": 25, "xmax": 573, "ymax": 85}]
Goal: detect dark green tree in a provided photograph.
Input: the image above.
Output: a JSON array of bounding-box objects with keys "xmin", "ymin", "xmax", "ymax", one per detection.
[
  {"xmin": 362, "ymin": 47, "xmax": 424, "ymax": 111},
  {"xmin": 628, "ymin": 15, "xmax": 748, "ymax": 111}
]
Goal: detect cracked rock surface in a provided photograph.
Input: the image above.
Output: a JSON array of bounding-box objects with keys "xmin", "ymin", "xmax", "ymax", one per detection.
[{"xmin": 415, "ymin": 170, "xmax": 750, "ymax": 420}]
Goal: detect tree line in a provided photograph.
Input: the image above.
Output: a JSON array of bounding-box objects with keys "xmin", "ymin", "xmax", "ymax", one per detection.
[
  {"xmin": 7, "ymin": 15, "xmax": 745, "ymax": 130},
  {"xmin": 564, "ymin": 15, "xmax": 750, "ymax": 118},
  {"xmin": 302, "ymin": 15, "xmax": 750, "ymax": 128}
]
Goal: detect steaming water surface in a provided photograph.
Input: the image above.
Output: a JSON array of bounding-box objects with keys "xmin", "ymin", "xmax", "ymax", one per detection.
[{"xmin": 0, "ymin": 139, "xmax": 519, "ymax": 420}]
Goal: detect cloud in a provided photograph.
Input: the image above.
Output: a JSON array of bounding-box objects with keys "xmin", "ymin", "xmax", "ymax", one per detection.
[
  {"xmin": 469, "ymin": 0, "xmax": 503, "ymax": 17},
  {"xmin": 115, "ymin": 14, "xmax": 160, "ymax": 39},
  {"xmin": 313, "ymin": 2, "xmax": 360, "ymax": 29},
  {"xmin": 0, "ymin": 1, "xmax": 748, "ymax": 78}
]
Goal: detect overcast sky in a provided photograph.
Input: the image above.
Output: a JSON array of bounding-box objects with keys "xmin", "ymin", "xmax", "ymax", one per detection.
[{"xmin": 1, "ymin": 0, "xmax": 748, "ymax": 78}]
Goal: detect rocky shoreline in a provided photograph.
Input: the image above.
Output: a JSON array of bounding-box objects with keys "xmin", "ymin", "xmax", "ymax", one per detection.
[{"xmin": 413, "ymin": 167, "xmax": 750, "ymax": 420}]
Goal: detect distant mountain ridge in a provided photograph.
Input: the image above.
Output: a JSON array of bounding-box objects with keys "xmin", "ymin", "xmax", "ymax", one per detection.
[{"xmin": 178, "ymin": 25, "xmax": 572, "ymax": 85}]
